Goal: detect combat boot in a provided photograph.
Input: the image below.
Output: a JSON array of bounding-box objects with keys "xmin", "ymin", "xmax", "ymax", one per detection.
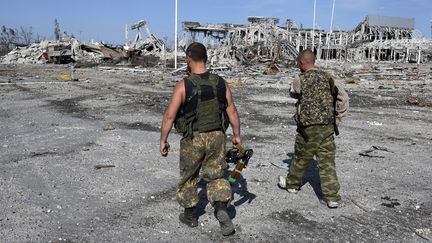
[
  {"xmin": 179, "ymin": 207, "xmax": 198, "ymax": 227},
  {"xmin": 214, "ymin": 201, "xmax": 235, "ymax": 236}
]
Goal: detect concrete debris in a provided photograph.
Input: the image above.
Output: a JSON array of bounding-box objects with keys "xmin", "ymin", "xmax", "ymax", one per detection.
[
  {"xmin": 124, "ymin": 20, "xmax": 171, "ymax": 66},
  {"xmin": 1, "ymin": 42, "xmax": 46, "ymax": 64},
  {"xmin": 0, "ymin": 39, "xmax": 125, "ymax": 65},
  {"xmin": 405, "ymin": 96, "xmax": 432, "ymax": 108},
  {"xmin": 381, "ymin": 196, "xmax": 401, "ymax": 208},
  {"xmin": 103, "ymin": 125, "xmax": 115, "ymax": 131},
  {"xmin": 182, "ymin": 17, "xmax": 299, "ymax": 67},
  {"xmin": 1, "ymin": 15, "xmax": 432, "ymax": 68},
  {"xmin": 182, "ymin": 15, "xmax": 432, "ymax": 67},
  {"xmin": 94, "ymin": 165, "xmax": 116, "ymax": 170},
  {"xmin": 414, "ymin": 228, "xmax": 431, "ymax": 241},
  {"xmin": 1, "ymin": 59, "xmax": 431, "ymax": 242},
  {"xmin": 264, "ymin": 63, "xmax": 280, "ymax": 75},
  {"xmin": 359, "ymin": 146, "xmax": 393, "ymax": 158},
  {"xmin": 1, "ymin": 20, "xmax": 171, "ymax": 66},
  {"xmin": 366, "ymin": 121, "xmax": 383, "ymax": 126}
]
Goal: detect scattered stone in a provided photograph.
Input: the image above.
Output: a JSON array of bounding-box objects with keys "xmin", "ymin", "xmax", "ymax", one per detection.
[
  {"xmin": 94, "ymin": 165, "xmax": 115, "ymax": 169},
  {"xmin": 264, "ymin": 63, "xmax": 280, "ymax": 75},
  {"xmin": 359, "ymin": 146, "xmax": 393, "ymax": 158},
  {"xmin": 381, "ymin": 196, "xmax": 401, "ymax": 208},
  {"xmin": 103, "ymin": 125, "xmax": 115, "ymax": 131},
  {"xmin": 405, "ymin": 96, "xmax": 432, "ymax": 108}
]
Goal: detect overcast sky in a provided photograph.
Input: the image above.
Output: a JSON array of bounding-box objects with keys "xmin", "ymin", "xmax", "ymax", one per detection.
[{"xmin": 1, "ymin": 0, "xmax": 431, "ymax": 45}]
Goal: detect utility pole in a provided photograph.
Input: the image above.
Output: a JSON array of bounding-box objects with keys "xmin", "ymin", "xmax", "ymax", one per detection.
[
  {"xmin": 330, "ymin": 0, "xmax": 335, "ymax": 34},
  {"xmin": 124, "ymin": 25, "xmax": 128, "ymax": 45},
  {"xmin": 174, "ymin": 0, "xmax": 178, "ymax": 69},
  {"xmin": 312, "ymin": 0, "xmax": 316, "ymax": 50},
  {"xmin": 326, "ymin": 0, "xmax": 336, "ymax": 63}
]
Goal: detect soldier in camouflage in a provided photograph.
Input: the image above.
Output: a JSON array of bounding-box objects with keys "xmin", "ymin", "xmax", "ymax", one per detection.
[
  {"xmin": 160, "ymin": 42, "xmax": 241, "ymax": 236},
  {"xmin": 278, "ymin": 49, "xmax": 349, "ymax": 208}
]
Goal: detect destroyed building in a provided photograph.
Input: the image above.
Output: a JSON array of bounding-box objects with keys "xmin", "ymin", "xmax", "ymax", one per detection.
[
  {"xmin": 2, "ymin": 15, "xmax": 431, "ymax": 67},
  {"xmin": 181, "ymin": 15, "xmax": 432, "ymax": 66},
  {"xmin": 345, "ymin": 15, "xmax": 430, "ymax": 63},
  {"xmin": 181, "ymin": 17, "xmax": 299, "ymax": 66},
  {"xmin": 0, "ymin": 20, "xmax": 171, "ymax": 66}
]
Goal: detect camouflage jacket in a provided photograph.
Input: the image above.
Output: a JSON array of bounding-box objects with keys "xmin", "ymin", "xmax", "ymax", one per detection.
[{"xmin": 290, "ymin": 68, "xmax": 349, "ymax": 127}]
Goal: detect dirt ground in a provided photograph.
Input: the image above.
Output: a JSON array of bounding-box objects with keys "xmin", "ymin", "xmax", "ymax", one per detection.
[{"xmin": 0, "ymin": 62, "xmax": 431, "ymax": 242}]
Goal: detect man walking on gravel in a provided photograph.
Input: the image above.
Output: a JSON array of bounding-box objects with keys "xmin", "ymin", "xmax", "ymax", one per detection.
[
  {"xmin": 160, "ymin": 42, "xmax": 241, "ymax": 236},
  {"xmin": 278, "ymin": 49, "xmax": 349, "ymax": 208}
]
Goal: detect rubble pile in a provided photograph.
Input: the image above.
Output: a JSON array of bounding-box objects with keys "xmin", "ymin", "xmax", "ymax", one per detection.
[
  {"xmin": 1, "ymin": 20, "xmax": 170, "ymax": 66},
  {"xmin": 0, "ymin": 41, "xmax": 48, "ymax": 64},
  {"xmin": 0, "ymin": 39, "xmax": 116, "ymax": 65},
  {"xmin": 182, "ymin": 17, "xmax": 300, "ymax": 67},
  {"xmin": 2, "ymin": 16, "xmax": 432, "ymax": 68},
  {"xmin": 182, "ymin": 15, "xmax": 432, "ymax": 67}
]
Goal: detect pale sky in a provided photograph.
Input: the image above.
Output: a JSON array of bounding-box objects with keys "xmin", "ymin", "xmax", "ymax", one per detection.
[{"xmin": 1, "ymin": 0, "xmax": 431, "ymax": 45}]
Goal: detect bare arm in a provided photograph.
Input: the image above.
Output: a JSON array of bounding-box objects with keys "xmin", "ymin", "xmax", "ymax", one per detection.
[
  {"xmin": 225, "ymin": 83, "xmax": 241, "ymax": 145},
  {"xmin": 160, "ymin": 80, "xmax": 185, "ymax": 156}
]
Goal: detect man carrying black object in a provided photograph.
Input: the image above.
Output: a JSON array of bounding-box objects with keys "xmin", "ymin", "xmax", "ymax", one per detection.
[{"xmin": 160, "ymin": 42, "xmax": 241, "ymax": 236}]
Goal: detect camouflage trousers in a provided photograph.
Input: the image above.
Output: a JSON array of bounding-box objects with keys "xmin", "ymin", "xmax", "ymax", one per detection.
[
  {"xmin": 286, "ymin": 124, "xmax": 341, "ymax": 202},
  {"xmin": 176, "ymin": 130, "xmax": 232, "ymax": 208}
]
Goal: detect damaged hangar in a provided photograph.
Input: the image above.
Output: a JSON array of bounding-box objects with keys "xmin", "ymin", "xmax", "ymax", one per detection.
[{"xmin": 181, "ymin": 15, "xmax": 432, "ymax": 66}]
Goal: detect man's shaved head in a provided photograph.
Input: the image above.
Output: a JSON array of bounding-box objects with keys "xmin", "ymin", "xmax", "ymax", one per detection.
[
  {"xmin": 298, "ymin": 49, "xmax": 315, "ymax": 65},
  {"xmin": 297, "ymin": 49, "xmax": 315, "ymax": 72}
]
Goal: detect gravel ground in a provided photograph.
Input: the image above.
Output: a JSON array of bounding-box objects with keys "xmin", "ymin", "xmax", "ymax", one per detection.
[{"xmin": 0, "ymin": 63, "xmax": 431, "ymax": 242}]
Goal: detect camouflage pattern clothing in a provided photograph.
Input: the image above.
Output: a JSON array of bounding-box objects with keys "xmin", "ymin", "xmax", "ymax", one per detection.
[
  {"xmin": 290, "ymin": 69, "xmax": 349, "ymax": 126},
  {"xmin": 286, "ymin": 69, "xmax": 341, "ymax": 202},
  {"xmin": 177, "ymin": 130, "xmax": 232, "ymax": 208},
  {"xmin": 286, "ymin": 124, "xmax": 341, "ymax": 202},
  {"xmin": 293, "ymin": 69, "xmax": 335, "ymax": 126}
]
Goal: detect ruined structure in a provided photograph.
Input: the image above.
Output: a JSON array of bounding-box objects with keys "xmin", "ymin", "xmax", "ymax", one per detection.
[
  {"xmin": 2, "ymin": 16, "xmax": 431, "ymax": 67},
  {"xmin": 345, "ymin": 15, "xmax": 430, "ymax": 63},
  {"xmin": 0, "ymin": 20, "xmax": 170, "ymax": 66},
  {"xmin": 181, "ymin": 15, "xmax": 432, "ymax": 66},
  {"xmin": 182, "ymin": 17, "xmax": 299, "ymax": 66}
]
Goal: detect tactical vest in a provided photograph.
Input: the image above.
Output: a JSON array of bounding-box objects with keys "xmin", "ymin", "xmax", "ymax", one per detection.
[
  {"xmin": 296, "ymin": 70, "xmax": 336, "ymax": 126},
  {"xmin": 174, "ymin": 72, "xmax": 229, "ymax": 138}
]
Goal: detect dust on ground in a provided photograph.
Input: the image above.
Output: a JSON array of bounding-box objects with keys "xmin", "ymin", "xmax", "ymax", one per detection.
[{"xmin": 0, "ymin": 62, "xmax": 431, "ymax": 242}]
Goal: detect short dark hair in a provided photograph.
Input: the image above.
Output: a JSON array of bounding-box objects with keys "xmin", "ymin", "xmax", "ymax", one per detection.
[{"xmin": 186, "ymin": 42, "xmax": 207, "ymax": 63}]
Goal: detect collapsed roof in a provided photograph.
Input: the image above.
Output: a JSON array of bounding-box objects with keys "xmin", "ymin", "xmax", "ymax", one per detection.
[{"xmin": 181, "ymin": 14, "xmax": 431, "ymax": 66}]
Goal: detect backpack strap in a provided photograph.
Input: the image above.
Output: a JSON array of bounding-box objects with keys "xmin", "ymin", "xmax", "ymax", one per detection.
[{"xmin": 210, "ymin": 74, "xmax": 229, "ymax": 132}]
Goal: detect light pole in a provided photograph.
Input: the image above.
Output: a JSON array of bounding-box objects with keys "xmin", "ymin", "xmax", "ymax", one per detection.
[
  {"xmin": 312, "ymin": 0, "xmax": 316, "ymax": 50},
  {"xmin": 330, "ymin": 0, "xmax": 335, "ymax": 33},
  {"xmin": 326, "ymin": 0, "xmax": 336, "ymax": 63},
  {"xmin": 174, "ymin": 0, "xmax": 178, "ymax": 69}
]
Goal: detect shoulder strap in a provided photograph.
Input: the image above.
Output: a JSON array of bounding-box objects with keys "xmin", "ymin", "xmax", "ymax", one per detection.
[
  {"xmin": 212, "ymin": 74, "xmax": 227, "ymax": 105},
  {"xmin": 209, "ymin": 74, "xmax": 219, "ymax": 101},
  {"xmin": 327, "ymin": 75, "xmax": 340, "ymax": 136},
  {"xmin": 180, "ymin": 77, "xmax": 199, "ymax": 116},
  {"xmin": 184, "ymin": 78, "xmax": 198, "ymax": 103}
]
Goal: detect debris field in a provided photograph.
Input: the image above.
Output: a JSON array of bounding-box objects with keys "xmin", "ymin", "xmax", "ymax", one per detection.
[
  {"xmin": 0, "ymin": 60, "xmax": 431, "ymax": 242},
  {"xmin": 0, "ymin": 13, "xmax": 432, "ymax": 243}
]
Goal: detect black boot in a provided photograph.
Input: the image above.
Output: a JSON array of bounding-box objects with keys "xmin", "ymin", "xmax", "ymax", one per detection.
[
  {"xmin": 179, "ymin": 207, "xmax": 198, "ymax": 228},
  {"xmin": 214, "ymin": 202, "xmax": 235, "ymax": 236}
]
